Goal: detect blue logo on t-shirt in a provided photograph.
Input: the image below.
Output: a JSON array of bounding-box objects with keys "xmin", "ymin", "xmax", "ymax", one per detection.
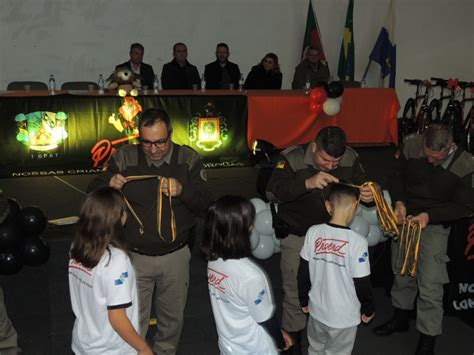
[
  {"xmin": 114, "ymin": 272, "xmax": 129, "ymax": 285},
  {"xmin": 358, "ymin": 252, "xmax": 368, "ymax": 263},
  {"xmin": 254, "ymin": 290, "xmax": 266, "ymax": 305}
]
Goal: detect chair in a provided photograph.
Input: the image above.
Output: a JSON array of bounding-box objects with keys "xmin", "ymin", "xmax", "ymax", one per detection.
[
  {"xmin": 61, "ymin": 81, "xmax": 99, "ymax": 90},
  {"xmin": 7, "ymin": 81, "xmax": 48, "ymax": 91},
  {"xmin": 343, "ymin": 81, "xmax": 361, "ymax": 88}
]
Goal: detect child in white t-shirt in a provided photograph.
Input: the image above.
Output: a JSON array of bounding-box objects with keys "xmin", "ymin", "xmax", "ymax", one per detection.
[
  {"xmin": 201, "ymin": 195, "xmax": 292, "ymax": 354},
  {"xmin": 68, "ymin": 187, "xmax": 152, "ymax": 355},
  {"xmin": 298, "ymin": 183, "xmax": 375, "ymax": 355}
]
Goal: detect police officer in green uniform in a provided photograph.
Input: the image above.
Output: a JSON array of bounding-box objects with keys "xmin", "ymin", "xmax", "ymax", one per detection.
[
  {"xmin": 266, "ymin": 126, "xmax": 375, "ymax": 354},
  {"xmin": 374, "ymin": 124, "xmax": 474, "ymax": 355},
  {"xmin": 88, "ymin": 108, "xmax": 212, "ymax": 355}
]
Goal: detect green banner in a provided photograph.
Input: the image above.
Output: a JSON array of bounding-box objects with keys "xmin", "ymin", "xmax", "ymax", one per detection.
[{"xmin": 0, "ymin": 94, "xmax": 251, "ymax": 178}]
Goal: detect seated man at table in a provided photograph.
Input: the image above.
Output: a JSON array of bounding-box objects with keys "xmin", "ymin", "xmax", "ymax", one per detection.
[
  {"xmin": 161, "ymin": 43, "xmax": 200, "ymax": 90},
  {"xmin": 204, "ymin": 43, "xmax": 240, "ymax": 90},
  {"xmin": 116, "ymin": 43, "xmax": 155, "ymax": 89},
  {"xmin": 291, "ymin": 45, "xmax": 330, "ymax": 89}
]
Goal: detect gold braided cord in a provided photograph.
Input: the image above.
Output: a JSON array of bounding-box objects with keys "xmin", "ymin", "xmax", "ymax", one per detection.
[
  {"xmin": 397, "ymin": 221, "xmax": 422, "ymax": 277},
  {"xmin": 123, "ymin": 175, "xmax": 177, "ymax": 243},
  {"xmin": 338, "ymin": 181, "xmax": 422, "ymax": 277}
]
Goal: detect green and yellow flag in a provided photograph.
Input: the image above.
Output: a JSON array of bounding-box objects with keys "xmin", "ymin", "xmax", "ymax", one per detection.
[{"xmin": 338, "ymin": 0, "xmax": 355, "ymax": 81}]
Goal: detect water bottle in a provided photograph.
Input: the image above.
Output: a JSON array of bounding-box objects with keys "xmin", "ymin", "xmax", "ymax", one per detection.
[
  {"xmin": 98, "ymin": 74, "xmax": 105, "ymax": 94},
  {"xmin": 48, "ymin": 74, "xmax": 56, "ymax": 95},
  {"xmin": 238, "ymin": 73, "xmax": 244, "ymax": 91},
  {"xmin": 153, "ymin": 75, "xmax": 159, "ymax": 93},
  {"xmin": 304, "ymin": 76, "xmax": 311, "ymax": 95},
  {"xmin": 200, "ymin": 74, "xmax": 206, "ymax": 92}
]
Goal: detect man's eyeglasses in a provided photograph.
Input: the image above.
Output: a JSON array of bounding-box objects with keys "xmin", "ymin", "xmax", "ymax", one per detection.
[{"xmin": 139, "ymin": 133, "xmax": 171, "ymax": 148}]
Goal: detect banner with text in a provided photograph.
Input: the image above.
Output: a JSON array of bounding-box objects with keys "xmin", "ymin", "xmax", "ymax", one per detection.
[{"xmin": 0, "ymin": 94, "xmax": 251, "ymax": 178}]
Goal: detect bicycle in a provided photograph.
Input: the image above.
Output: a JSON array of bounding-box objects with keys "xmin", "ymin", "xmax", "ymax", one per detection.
[
  {"xmin": 399, "ymin": 79, "xmax": 437, "ymax": 142},
  {"xmin": 430, "ymin": 78, "xmax": 470, "ymax": 145},
  {"xmin": 459, "ymin": 83, "xmax": 474, "ymax": 152}
]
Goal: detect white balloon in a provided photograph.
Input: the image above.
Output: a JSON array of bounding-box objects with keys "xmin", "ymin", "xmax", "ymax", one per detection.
[
  {"xmin": 361, "ymin": 205, "xmax": 379, "ymax": 226},
  {"xmin": 254, "ymin": 209, "xmax": 274, "ymax": 235},
  {"xmin": 367, "ymin": 225, "xmax": 383, "ymax": 247},
  {"xmin": 250, "ymin": 228, "xmax": 260, "ymax": 250},
  {"xmin": 252, "ymin": 234, "xmax": 275, "ymax": 260},
  {"xmin": 350, "ymin": 215, "xmax": 369, "ymax": 237},
  {"xmin": 250, "ymin": 198, "xmax": 268, "ymax": 214},
  {"xmin": 383, "ymin": 190, "xmax": 392, "ymax": 207},
  {"xmin": 323, "ymin": 98, "xmax": 341, "ymax": 116},
  {"xmin": 269, "ymin": 232, "xmax": 281, "ymax": 253}
]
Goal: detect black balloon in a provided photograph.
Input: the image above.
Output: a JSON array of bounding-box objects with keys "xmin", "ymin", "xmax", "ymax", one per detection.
[
  {"xmin": 6, "ymin": 198, "xmax": 21, "ymax": 222},
  {"xmin": 17, "ymin": 206, "xmax": 47, "ymax": 236},
  {"xmin": 0, "ymin": 249, "xmax": 24, "ymax": 275},
  {"xmin": 326, "ymin": 81, "xmax": 344, "ymax": 98},
  {"xmin": 0, "ymin": 222, "xmax": 22, "ymax": 250},
  {"xmin": 22, "ymin": 237, "xmax": 50, "ymax": 266}
]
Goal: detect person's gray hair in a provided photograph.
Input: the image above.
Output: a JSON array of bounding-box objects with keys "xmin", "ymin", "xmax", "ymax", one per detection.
[{"xmin": 422, "ymin": 124, "xmax": 453, "ymax": 151}]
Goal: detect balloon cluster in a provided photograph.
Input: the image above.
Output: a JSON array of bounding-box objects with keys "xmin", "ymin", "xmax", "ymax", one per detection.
[
  {"xmin": 250, "ymin": 198, "xmax": 281, "ymax": 260},
  {"xmin": 350, "ymin": 190, "xmax": 393, "ymax": 247},
  {"xmin": 249, "ymin": 191, "xmax": 393, "ymax": 260},
  {"xmin": 0, "ymin": 199, "xmax": 50, "ymax": 275},
  {"xmin": 309, "ymin": 81, "xmax": 345, "ymax": 117}
]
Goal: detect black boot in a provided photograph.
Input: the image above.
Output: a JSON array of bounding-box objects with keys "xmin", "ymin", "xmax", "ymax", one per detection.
[
  {"xmin": 281, "ymin": 330, "xmax": 302, "ymax": 355},
  {"xmin": 415, "ymin": 333, "xmax": 436, "ymax": 355},
  {"xmin": 373, "ymin": 308, "xmax": 410, "ymax": 336}
]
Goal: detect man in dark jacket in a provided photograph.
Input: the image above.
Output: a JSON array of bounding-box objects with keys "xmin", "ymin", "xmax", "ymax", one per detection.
[
  {"xmin": 88, "ymin": 108, "xmax": 212, "ymax": 354},
  {"xmin": 204, "ymin": 43, "xmax": 241, "ymax": 90},
  {"xmin": 116, "ymin": 43, "xmax": 155, "ymax": 89},
  {"xmin": 374, "ymin": 124, "xmax": 474, "ymax": 355},
  {"xmin": 161, "ymin": 43, "xmax": 200, "ymax": 90}
]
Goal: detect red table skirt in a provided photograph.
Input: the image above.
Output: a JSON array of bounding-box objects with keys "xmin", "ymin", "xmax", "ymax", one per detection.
[{"xmin": 247, "ymin": 88, "xmax": 400, "ymax": 148}]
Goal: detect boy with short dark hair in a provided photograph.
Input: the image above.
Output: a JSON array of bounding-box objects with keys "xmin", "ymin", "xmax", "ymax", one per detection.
[{"xmin": 298, "ymin": 183, "xmax": 375, "ymax": 354}]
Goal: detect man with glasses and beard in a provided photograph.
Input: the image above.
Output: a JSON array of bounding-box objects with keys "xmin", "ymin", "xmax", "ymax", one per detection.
[{"xmin": 88, "ymin": 108, "xmax": 212, "ymax": 355}]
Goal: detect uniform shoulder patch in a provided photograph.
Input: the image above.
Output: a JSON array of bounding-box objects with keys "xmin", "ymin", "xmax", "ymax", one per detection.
[{"xmin": 276, "ymin": 160, "xmax": 286, "ymax": 169}]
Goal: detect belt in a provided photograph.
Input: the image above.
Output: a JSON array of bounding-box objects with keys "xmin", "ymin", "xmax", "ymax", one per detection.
[{"xmin": 131, "ymin": 241, "xmax": 188, "ymax": 257}]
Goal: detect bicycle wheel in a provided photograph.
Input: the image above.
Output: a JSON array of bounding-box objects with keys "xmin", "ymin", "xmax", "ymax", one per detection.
[
  {"xmin": 464, "ymin": 107, "xmax": 473, "ymax": 152},
  {"xmin": 417, "ymin": 106, "xmax": 431, "ymax": 134},
  {"xmin": 442, "ymin": 101, "xmax": 463, "ymax": 143},
  {"xmin": 429, "ymin": 99, "xmax": 441, "ymax": 122},
  {"xmin": 400, "ymin": 98, "xmax": 416, "ymax": 141}
]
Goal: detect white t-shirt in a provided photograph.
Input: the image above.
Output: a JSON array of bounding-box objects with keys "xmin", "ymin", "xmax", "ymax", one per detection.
[
  {"xmin": 300, "ymin": 223, "xmax": 370, "ymax": 328},
  {"xmin": 69, "ymin": 246, "xmax": 139, "ymax": 355},
  {"xmin": 207, "ymin": 257, "xmax": 278, "ymax": 355}
]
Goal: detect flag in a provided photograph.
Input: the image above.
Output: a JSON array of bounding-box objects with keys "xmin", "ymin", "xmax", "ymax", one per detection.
[
  {"xmin": 337, "ymin": 0, "xmax": 355, "ymax": 81},
  {"xmin": 369, "ymin": 0, "xmax": 396, "ymax": 87},
  {"xmin": 302, "ymin": 0, "xmax": 326, "ymax": 61}
]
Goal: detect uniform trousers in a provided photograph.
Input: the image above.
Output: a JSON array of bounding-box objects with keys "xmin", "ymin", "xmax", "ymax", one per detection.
[
  {"xmin": 0, "ymin": 287, "xmax": 17, "ymax": 355},
  {"xmin": 280, "ymin": 234, "xmax": 307, "ymax": 332},
  {"xmin": 131, "ymin": 246, "xmax": 191, "ymax": 355},
  {"xmin": 391, "ymin": 224, "xmax": 450, "ymax": 336}
]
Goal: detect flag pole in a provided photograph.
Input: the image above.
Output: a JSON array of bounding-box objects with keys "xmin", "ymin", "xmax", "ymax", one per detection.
[{"xmin": 361, "ymin": 59, "xmax": 372, "ymax": 83}]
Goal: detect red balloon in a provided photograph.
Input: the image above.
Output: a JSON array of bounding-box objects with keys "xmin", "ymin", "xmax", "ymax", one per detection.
[
  {"xmin": 310, "ymin": 88, "xmax": 327, "ymax": 104},
  {"xmin": 310, "ymin": 103, "xmax": 319, "ymax": 112}
]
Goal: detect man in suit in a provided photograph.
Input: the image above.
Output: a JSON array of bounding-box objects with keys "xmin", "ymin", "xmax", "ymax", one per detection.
[
  {"xmin": 204, "ymin": 43, "xmax": 240, "ymax": 90},
  {"xmin": 116, "ymin": 43, "xmax": 155, "ymax": 89},
  {"xmin": 161, "ymin": 43, "xmax": 200, "ymax": 90}
]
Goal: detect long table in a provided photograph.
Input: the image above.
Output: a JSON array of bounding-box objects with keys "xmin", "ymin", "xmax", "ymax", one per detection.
[
  {"xmin": 247, "ymin": 88, "xmax": 400, "ymax": 148},
  {"xmin": 0, "ymin": 89, "xmax": 399, "ymax": 177}
]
